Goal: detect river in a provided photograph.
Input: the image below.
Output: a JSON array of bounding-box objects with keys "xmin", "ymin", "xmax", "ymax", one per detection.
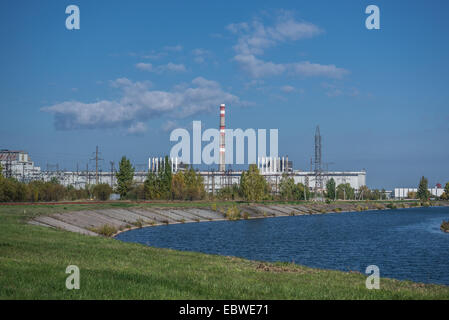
[{"xmin": 115, "ymin": 206, "xmax": 449, "ymax": 285}]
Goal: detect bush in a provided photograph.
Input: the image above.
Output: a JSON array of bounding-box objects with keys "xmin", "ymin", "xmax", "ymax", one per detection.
[
  {"xmin": 90, "ymin": 224, "xmax": 117, "ymax": 237},
  {"xmin": 441, "ymin": 220, "xmax": 449, "ymax": 233},
  {"xmin": 374, "ymin": 203, "xmax": 384, "ymax": 210},
  {"xmin": 386, "ymin": 203, "xmax": 397, "ymax": 210},
  {"xmin": 226, "ymin": 205, "xmax": 241, "ymax": 221},
  {"xmin": 0, "ymin": 177, "xmax": 92, "ymax": 202},
  {"xmin": 92, "ymin": 183, "xmax": 113, "ymax": 201},
  {"xmin": 133, "ymin": 218, "xmax": 144, "ymax": 228}
]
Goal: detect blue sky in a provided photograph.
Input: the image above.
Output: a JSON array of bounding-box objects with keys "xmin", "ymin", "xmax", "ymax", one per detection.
[{"xmin": 0, "ymin": 0, "xmax": 448, "ymax": 189}]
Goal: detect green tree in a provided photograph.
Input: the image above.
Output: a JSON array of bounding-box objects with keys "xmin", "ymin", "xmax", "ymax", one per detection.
[
  {"xmin": 336, "ymin": 183, "xmax": 355, "ymax": 200},
  {"xmin": 417, "ymin": 176, "xmax": 430, "ymax": 202},
  {"xmin": 0, "ymin": 163, "xmax": 3, "ymax": 177},
  {"xmin": 159, "ymin": 156, "xmax": 173, "ymax": 199},
  {"xmin": 358, "ymin": 185, "xmax": 371, "ymax": 200},
  {"xmin": 171, "ymin": 171, "xmax": 186, "ymax": 200},
  {"xmin": 279, "ymin": 174, "xmax": 296, "ymax": 200},
  {"xmin": 144, "ymin": 172, "xmax": 160, "ymax": 199},
  {"xmin": 183, "ymin": 167, "xmax": 205, "ymax": 200},
  {"xmin": 296, "ymin": 182, "xmax": 310, "ymax": 200},
  {"xmin": 326, "ymin": 178, "xmax": 336, "ymax": 200},
  {"xmin": 240, "ymin": 164, "xmax": 268, "ymax": 201},
  {"xmin": 92, "ymin": 183, "xmax": 113, "ymax": 201},
  {"xmin": 441, "ymin": 182, "xmax": 449, "ymax": 200},
  {"xmin": 116, "ymin": 156, "xmax": 134, "ymax": 199}
]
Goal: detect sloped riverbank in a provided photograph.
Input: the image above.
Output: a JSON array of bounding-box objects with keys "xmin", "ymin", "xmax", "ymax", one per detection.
[{"xmin": 29, "ymin": 200, "xmax": 449, "ymax": 237}]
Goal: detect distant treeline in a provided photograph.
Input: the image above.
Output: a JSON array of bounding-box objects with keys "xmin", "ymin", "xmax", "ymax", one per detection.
[{"xmin": 1, "ymin": 159, "xmax": 448, "ymax": 203}]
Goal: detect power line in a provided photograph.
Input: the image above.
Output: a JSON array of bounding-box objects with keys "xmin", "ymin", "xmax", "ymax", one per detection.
[{"xmin": 90, "ymin": 146, "xmax": 103, "ymax": 185}]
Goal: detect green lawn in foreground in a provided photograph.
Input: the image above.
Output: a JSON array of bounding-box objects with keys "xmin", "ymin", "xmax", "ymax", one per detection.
[{"xmin": 0, "ymin": 203, "xmax": 448, "ymax": 299}]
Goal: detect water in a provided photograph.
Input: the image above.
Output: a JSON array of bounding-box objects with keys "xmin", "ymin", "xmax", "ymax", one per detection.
[{"xmin": 115, "ymin": 206, "xmax": 449, "ymax": 286}]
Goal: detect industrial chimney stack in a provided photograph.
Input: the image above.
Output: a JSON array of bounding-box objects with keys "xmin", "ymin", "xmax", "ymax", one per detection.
[{"xmin": 219, "ymin": 104, "xmax": 226, "ymax": 172}]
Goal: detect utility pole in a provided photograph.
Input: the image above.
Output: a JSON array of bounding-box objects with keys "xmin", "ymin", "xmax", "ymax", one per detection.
[
  {"xmin": 90, "ymin": 146, "xmax": 103, "ymax": 185},
  {"xmin": 76, "ymin": 163, "xmax": 79, "ymax": 188},
  {"xmin": 110, "ymin": 161, "xmax": 115, "ymax": 188}
]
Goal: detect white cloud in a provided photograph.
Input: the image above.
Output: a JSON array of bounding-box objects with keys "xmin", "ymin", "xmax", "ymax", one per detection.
[
  {"xmin": 234, "ymin": 54, "xmax": 347, "ymax": 79},
  {"xmin": 228, "ymin": 12, "xmax": 322, "ymax": 56},
  {"xmin": 164, "ymin": 62, "xmax": 186, "ymax": 72},
  {"xmin": 234, "ymin": 54, "xmax": 285, "ymax": 78},
  {"xmin": 290, "ymin": 61, "xmax": 348, "ymax": 79},
  {"xmin": 321, "ymin": 82, "xmax": 358, "ymax": 97},
  {"xmin": 163, "ymin": 45, "xmax": 183, "ymax": 52},
  {"xmin": 135, "ymin": 62, "xmax": 153, "ymax": 71},
  {"xmin": 281, "ymin": 85, "xmax": 295, "ymax": 93},
  {"xmin": 228, "ymin": 11, "xmax": 348, "ymax": 79},
  {"xmin": 127, "ymin": 122, "xmax": 147, "ymax": 134},
  {"xmin": 136, "ymin": 62, "xmax": 186, "ymax": 73},
  {"xmin": 161, "ymin": 120, "xmax": 178, "ymax": 132},
  {"xmin": 42, "ymin": 77, "xmax": 242, "ymax": 131},
  {"xmin": 192, "ymin": 48, "xmax": 212, "ymax": 64}
]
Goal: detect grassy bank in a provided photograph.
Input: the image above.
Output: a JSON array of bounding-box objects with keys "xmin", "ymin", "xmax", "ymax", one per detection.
[{"xmin": 1, "ymin": 202, "xmax": 449, "ymax": 299}]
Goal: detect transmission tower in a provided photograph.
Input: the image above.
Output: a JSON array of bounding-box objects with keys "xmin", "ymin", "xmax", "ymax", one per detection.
[
  {"xmin": 314, "ymin": 125, "xmax": 323, "ymax": 199},
  {"xmin": 110, "ymin": 161, "xmax": 115, "ymax": 188},
  {"xmin": 90, "ymin": 146, "xmax": 103, "ymax": 185}
]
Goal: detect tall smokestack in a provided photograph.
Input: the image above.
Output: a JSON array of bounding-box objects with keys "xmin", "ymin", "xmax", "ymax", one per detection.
[{"xmin": 219, "ymin": 104, "xmax": 226, "ymax": 172}]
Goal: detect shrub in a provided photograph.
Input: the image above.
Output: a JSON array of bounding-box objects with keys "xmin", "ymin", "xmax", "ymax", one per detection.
[
  {"xmin": 441, "ymin": 220, "xmax": 449, "ymax": 233},
  {"xmin": 386, "ymin": 203, "xmax": 397, "ymax": 210},
  {"xmin": 92, "ymin": 183, "xmax": 113, "ymax": 201},
  {"xmin": 242, "ymin": 212, "xmax": 249, "ymax": 219},
  {"xmin": 211, "ymin": 203, "xmax": 217, "ymax": 211},
  {"xmin": 133, "ymin": 218, "xmax": 144, "ymax": 228},
  {"xmin": 421, "ymin": 201, "xmax": 431, "ymax": 207},
  {"xmin": 374, "ymin": 203, "xmax": 384, "ymax": 210},
  {"xmin": 226, "ymin": 205, "xmax": 241, "ymax": 221},
  {"xmin": 90, "ymin": 224, "xmax": 117, "ymax": 237}
]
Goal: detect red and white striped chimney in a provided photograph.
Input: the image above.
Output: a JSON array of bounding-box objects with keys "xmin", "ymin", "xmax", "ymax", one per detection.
[{"xmin": 219, "ymin": 104, "xmax": 226, "ymax": 172}]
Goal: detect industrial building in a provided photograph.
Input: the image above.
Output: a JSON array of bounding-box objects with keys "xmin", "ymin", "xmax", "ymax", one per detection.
[
  {"xmin": 0, "ymin": 150, "xmax": 42, "ymax": 181},
  {"xmin": 2, "ymin": 103, "xmax": 367, "ymax": 194},
  {"xmin": 147, "ymin": 102, "xmax": 366, "ymax": 194},
  {"xmin": 393, "ymin": 187, "xmax": 444, "ymax": 199}
]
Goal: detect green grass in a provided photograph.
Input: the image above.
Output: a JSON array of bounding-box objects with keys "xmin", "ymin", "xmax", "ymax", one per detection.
[{"xmin": 0, "ymin": 203, "xmax": 449, "ymax": 299}]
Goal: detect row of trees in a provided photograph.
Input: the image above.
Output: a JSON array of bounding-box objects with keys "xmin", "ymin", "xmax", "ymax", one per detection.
[
  {"xmin": 415, "ymin": 176, "xmax": 449, "ymax": 202},
  {"xmin": 2, "ymin": 160, "xmax": 449, "ymax": 203},
  {"xmin": 115, "ymin": 156, "xmax": 206, "ymax": 201},
  {"xmin": 324, "ymin": 178, "xmax": 386, "ymax": 201},
  {"xmin": 0, "ymin": 176, "xmax": 113, "ymax": 202},
  {"xmin": 0, "ymin": 161, "xmax": 113, "ymax": 202}
]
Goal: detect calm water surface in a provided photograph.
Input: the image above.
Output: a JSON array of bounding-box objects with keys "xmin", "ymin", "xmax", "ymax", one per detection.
[{"xmin": 116, "ymin": 206, "xmax": 449, "ymax": 285}]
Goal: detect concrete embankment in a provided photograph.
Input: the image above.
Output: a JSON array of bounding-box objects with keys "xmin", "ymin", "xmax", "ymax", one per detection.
[{"xmin": 29, "ymin": 201, "xmax": 449, "ymax": 237}]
